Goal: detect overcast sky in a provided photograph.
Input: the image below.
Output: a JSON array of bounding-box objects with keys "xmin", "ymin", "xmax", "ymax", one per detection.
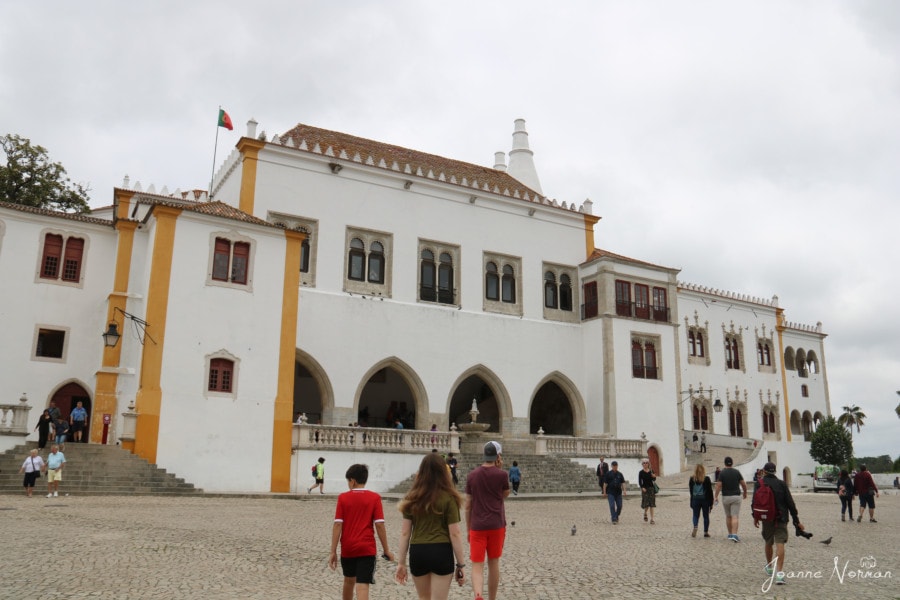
[{"xmin": 2, "ymin": 1, "xmax": 897, "ymax": 458}]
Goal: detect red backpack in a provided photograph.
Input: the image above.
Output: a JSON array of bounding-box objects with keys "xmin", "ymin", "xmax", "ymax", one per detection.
[{"xmin": 752, "ymin": 479, "xmax": 778, "ymax": 523}]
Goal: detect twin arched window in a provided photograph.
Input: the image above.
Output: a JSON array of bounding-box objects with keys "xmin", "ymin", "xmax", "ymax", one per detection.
[
  {"xmin": 485, "ymin": 262, "xmax": 516, "ymax": 303},
  {"xmin": 348, "ymin": 238, "xmax": 384, "ymax": 284},
  {"xmin": 420, "ymin": 249, "xmax": 454, "ymax": 304},
  {"xmin": 544, "ymin": 272, "xmax": 572, "ymax": 311}
]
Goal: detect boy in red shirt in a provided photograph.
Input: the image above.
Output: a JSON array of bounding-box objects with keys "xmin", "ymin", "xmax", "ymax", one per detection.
[{"xmin": 329, "ymin": 464, "xmax": 395, "ymax": 600}]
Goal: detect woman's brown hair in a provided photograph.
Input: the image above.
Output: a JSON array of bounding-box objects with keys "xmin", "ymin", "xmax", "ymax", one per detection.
[{"xmin": 398, "ymin": 452, "xmax": 462, "ymax": 517}]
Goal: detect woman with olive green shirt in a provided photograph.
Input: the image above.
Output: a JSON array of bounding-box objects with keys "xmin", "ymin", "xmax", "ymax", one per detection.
[{"xmin": 395, "ymin": 452, "xmax": 467, "ymax": 599}]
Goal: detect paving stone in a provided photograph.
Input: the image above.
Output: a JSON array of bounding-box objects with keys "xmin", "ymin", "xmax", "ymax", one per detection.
[{"xmin": 0, "ymin": 490, "xmax": 896, "ymax": 598}]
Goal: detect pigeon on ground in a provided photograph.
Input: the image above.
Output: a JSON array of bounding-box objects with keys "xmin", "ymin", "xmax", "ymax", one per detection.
[
  {"xmin": 571, "ymin": 524, "xmax": 577, "ymax": 536},
  {"xmin": 510, "ymin": 521, "xmax": 515, "ymax": 527},
  {"xmin": 820, "ymin": 536, "xmax": 832, "ymax": 545}
]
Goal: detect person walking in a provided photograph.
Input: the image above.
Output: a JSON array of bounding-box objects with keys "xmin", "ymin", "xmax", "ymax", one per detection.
[
  {"xmin": 395, "ymin": 452, "xmax": 467, "ymax": 600},
  {"xmin": 447, "ymin": 453, "xmax": 458, "ymax": 485},
  {"xmin": 328, "ymin": 464, "xmax": 394, "ymax": 600},
  {"xmin": 34, "ymin": 409, "xmax": 53, "ymax": 449},
  {"xmin": 689, "ymin": 464, "xmax": 714, "ymax": 538},
  {"xmin": 18, "ymin": 448, "xmax": 45, "ymax": 497},
  {"xmin": 308, "ymin": 457, "xmax": 326, "ymax": 494},
  {"xmin": 700, "ymin": 432, "xmax": 707, "ymax": 453},
  {"xmin": 853, "ymin": 464, "xmax": 879, "ymax": 523},
  {"xmin": 44, "ymin": 444, "xmax": 66, "ymax": 498},
  {"xmin": 601, "ymin": 460, "xmax": 626, "ymax": 524},
  {"xmin": 53, "ymin": 418, "xmax": 69, "ymax": 449},
  {"xmin": 754, "ymin": 462, "xmax": 806, "ymax": 588},
  {"xmin": 714, "ymin": 456, "xmax": 748, "ymax": 542},
  {"xmin": 465, "ymin": 441, "xmax": 510, "ymax": 600},
  {"xmin": 596, "ymin": 456, "xmax": 609, "ymax": 490},
  {"xmin": 837, "ymin": 469, "xmax": 855, "ymax": 522},
  {"xmin": 70, "ymin": 400, "xmax": 88, "ymax": 443},
  {"xmin": 638, "ymin": 459, "xmax": 657, "ymax": 524},
  {"xmin": 508, "ymin": 461, "xmax": 521, "ymax": 496}
]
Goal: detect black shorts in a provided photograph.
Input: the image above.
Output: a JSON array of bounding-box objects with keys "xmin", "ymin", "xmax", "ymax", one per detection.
[
  {"xmin": 71, "ymin": 421, "xmax": 84, "ymax": 432},
  {"xmin": 23, "ymin": 471, "xmax": 39, "ymax": 487},
  {"xmin": 859, "ymin": 493, "xmax": 876, "ymax": 509},
  {"xmin": 409, "ymin": 542, "xmax": 454, "ymax": 577},
  {"xmin": 340, "ymin": 555, "xmax": 376, "ymax": 584}
]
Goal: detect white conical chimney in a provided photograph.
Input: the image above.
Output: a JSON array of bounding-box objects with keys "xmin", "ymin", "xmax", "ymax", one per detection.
[
  {"xmin": 506, "ymin": 119, "xmax": 543, "ymax": 194},
  {"xmin": 494, "ymin": 151, "xmax": 507, "ymax": 172}
]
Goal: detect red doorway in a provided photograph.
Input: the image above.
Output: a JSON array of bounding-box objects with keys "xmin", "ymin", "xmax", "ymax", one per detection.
[
  {"xmin": 648, "ymin": 446, "xmax": 661, "ymax": 475},
  {"xmin": 50, "ymin": 383, "xmax": 91, "ymax": 443}
]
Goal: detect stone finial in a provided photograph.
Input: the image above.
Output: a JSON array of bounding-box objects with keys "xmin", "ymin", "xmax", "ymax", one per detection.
[
  {"xmin": 246, "ymin": 118, "xmax": 258, "ymax": 139},
  {"xmin": 122, "ymin": 174, "xmax": 130, "ymax": 189}
]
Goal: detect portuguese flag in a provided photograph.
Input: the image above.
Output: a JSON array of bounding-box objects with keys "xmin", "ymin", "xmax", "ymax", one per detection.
[{"xmin": 217, "ymin": 109, "xmax": 233, "ymax": 131}]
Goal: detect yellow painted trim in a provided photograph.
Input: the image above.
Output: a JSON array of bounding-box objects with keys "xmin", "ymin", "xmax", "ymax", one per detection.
[
  {"xmin": 237, "ymin": 138, "xmax": 265, "ymax": 215},
  {"xmin": 776, "ymin": 309, "xmax": 791, "ymax": 442},
  {"xmin": 115, "ymin": 189, "xmax": 135, "ymax": 221},
  {"xmin": 583, "ymin": 214, "xmax": 600, "ymax": 261},
  {"xmin": 93, "ymin": 219, "xmax": 139, "ymax": 444},
  {"xmin": 133, "ymin": 205, "xmax": 181, "ymax": 464},
  {"xmin": 271, "ymin": 229, "xmax": 305, "ymax": 492}
]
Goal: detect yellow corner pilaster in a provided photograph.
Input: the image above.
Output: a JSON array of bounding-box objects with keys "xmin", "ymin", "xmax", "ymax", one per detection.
[
  {"xmin": 93, "ymin": 218, "xmax": 138, "ymax": 444},
  {"xmin": 237, "ymin": 138, "xmax": 265, "ymax": 216},
  {"xmin": 584, "ymin": 214, "xmax": 600, "ymax": 260},
  {"xmin": 133, "ymin": 205, "xmax": 181, "ymax": 464},
  {"xmin": 271, "ymin": 230, "xmax": 304, "ymax": 493},
  {"xmin": 776, "ymin": 309, "xmax": 791, "ymax": 442}
]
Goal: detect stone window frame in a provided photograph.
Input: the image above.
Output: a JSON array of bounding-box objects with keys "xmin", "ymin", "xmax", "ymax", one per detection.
[
  {"xmin": 684, "ymin": 312, "xmax": 710, "ymax": 366},
  {"xmin": 31, "ymin": 324, "xmax": 70, "ymax": 364},
  {"xmin": 417, "ymin": 238, "xmax": 460, "ymax": 307},
  {"xmin": 34, "ymin": 227, "xmax": 90, "ymax": 289},
  {"xmin": 268, "ymin": 212, "xmax": 318, "ymax": 288},
  {"xmin": 206, "ymin": 230, "xmax": 256, "ymax": 293},
  {"xmin": 204, "ymin": 349, "xmax": 240, "ymax": 399},
  {"xmin": 631, "ymin": 333, "xmax": 662, "ymax": 380},
  {"xmin": 343, "ymin": 227, "xmax": 393, "ymax": 297},
  {"xmin": 755, "ymin": 326, "xmax": 777, "ymax": 374},
  {"xmin": 483, "ymin": 252, "xmax": 522, "ymax": 316},
  {"xmin": 541, "ymin": 262, "xmax": 579, "ymax": 323}
]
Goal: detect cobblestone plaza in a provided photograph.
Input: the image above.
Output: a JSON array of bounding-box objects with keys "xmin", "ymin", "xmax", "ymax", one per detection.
[{"xmin": 1, "ymin": 490, "xmax": 896, "ymax": 599}]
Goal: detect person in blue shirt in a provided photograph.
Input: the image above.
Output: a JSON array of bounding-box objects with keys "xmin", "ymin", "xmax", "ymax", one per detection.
[
  {"xmin": 70, "ymin": 401, "xmax": 88, "ymax": 443},
  {"xmin": 508, "ymin": 461, "xmax": 522, "ymax": 496},
  {"xmin": 45, "ymin": 444, "xmax": 66, "ymax": 498}
]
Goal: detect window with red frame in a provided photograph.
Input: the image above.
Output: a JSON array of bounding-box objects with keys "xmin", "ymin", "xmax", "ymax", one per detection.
[
  {"xmin": 634, "ymin": 284, "xmax": 650, "ymax": 319},
  {"xmin": 652, "ymin": 287, "xmax": 668, "ymax": 322},
  {"xmin": 40, "ymin": 234, "xmax": 84, "ymax": 282},
  {"xmin": 212, "ymin": 238, "xmax": 250, "ymax": 285},
  {"xmin": 615, "ymin": 280, "xmax": 631, "ymax": 317},
  {"xmin": 208, "ymin": 358, "xmax": 234, "ymax": 392},
  {"xmin": 582, "ymin": 281, "xmax": 598, "ymax": 319}
]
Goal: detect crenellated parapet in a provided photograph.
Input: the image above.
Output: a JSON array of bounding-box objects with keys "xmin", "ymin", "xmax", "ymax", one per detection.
[{"xmin": 678, "ymin": 281, "xmax": 779, "ymax": 307}]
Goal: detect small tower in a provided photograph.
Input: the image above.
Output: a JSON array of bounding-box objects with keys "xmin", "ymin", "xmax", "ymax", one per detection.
[{"xmin": 505, "ymin": 118, "xmax": 543, "ymax": 194}]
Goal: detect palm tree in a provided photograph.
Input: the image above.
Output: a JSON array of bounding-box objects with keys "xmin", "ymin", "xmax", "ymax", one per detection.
[{"xmin": 837, "ymin": 405, "xmax": 866, "ymax": 439}]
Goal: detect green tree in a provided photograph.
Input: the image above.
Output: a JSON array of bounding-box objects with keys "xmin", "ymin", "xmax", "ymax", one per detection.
[
  {"xmin": 0, "ymin": 134, "xmax": 90, "ymax": 213},
  {"xmin": 854, "ymin": 455, "xmax": 894, "ymax": 473},
  {"xmin": 808, "ymin": 416, "xmax": 853, "ymax": 467},
  {"xmin": 836, "ymin": 404, "xmax": 866, "ymax": 440}
]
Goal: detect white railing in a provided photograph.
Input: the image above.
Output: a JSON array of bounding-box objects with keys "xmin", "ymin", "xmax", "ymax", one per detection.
[
  {"xmin": 294, "ymin": 424, "xmax": 460, "ymax": 454},
  {"xmin": 536, "ymin": 434, "xmax": 647, "ymax": 457},
  {"xmin": 0, "ymin": 394, "xmax": 32, "ymax": 437}
]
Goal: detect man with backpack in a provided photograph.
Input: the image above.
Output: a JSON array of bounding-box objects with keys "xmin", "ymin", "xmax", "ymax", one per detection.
[
  {"xmin": 752, "ymin": 462, "xmax": 806, "ymax": 587},
  {"xmin": 308, "ymin": 457, "xmax": 325, "ymax": 494}
]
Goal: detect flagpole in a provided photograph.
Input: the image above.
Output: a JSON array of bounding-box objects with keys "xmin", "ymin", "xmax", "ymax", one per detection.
[{"xmin": 209, "ymin": 106, "xmax": 222, "ymax": 200}]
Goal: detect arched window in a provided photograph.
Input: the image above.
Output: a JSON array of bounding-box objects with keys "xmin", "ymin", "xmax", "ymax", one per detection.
[
  {"xmin": 559, "ymin": 274, "xmax": 572, "ymax": 311},
  {"xmin": 692, "ymin": 405, "xmax": 700, "ymax": 430},
  {"xmin": 762, "ymin": 411, "xmax": 770, "ymax": 434},
  {"xmin": 768, "ymin": 412, "xmax": 776, "ymax": 433},
  {"xmin": 420, "ymin": 249, "xmax": 436, "ymax": 301},
  {"xmin": 300, "ymin": 238, "xmax": 310, "ymax": 273},
  {"xmin": 367, "ymin": 241, "xmax": 385, "ymax": 284},
  {"xmin": 437, "ymin": 252, "xmax": 454, "ymax": 304},
  {"xmin": 348, "ymin": 238, "xmax": 365, "ymax": 281},
  {"xmin": 41, "ymin": 233, "xmax": 85, "ymax": 283},
  {"xmin": 485, "ymin": 262, "xmax": 499, "ymax": 300},
  {"xmin": 501, "ymin": 264, "xmax": 516, "ymax": 303},
  {"xmin": 700, "ymin": 406, "xmax": 709, "ymax": 431},
  {"xmin": 631, "ymin": 340, "xmax": 644, "ymax": 378},
  {"xmin": 544, "ymin": 272, "xmax": 558, "ymax": 309},
  {"xmin": 725, "ymin": 336, "xmax": 740, "ymax": 369}
]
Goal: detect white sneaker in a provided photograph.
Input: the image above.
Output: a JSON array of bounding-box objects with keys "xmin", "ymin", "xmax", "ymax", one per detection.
[
  {"xmin": 53, "ymin": 491, "xmax": 58, "ymax": 497},
  {"xmin": 775, "ymin": 572, "xmax": 786, "ymax": 585},
  {"xmin": 47, "ymin": 493, "xmax": 53, "ymax": 498}
]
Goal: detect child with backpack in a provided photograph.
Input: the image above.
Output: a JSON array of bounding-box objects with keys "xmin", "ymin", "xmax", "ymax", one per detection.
[
  {"xmin": 688, "ymin": 464, "xmax": 714, "ymax": 537},
  {"xmin": 308, "ymin": 457, "xmax": 325, "ymax": 494}
]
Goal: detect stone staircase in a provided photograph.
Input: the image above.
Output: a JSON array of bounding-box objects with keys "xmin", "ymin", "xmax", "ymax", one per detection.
[
  {"xmin": 388, "ymin": 454, "xmax": 603, "ymax": 495},
  {"xmin": 0, "ymin": 442, "xmax": 202, "ymax": 496},
  {"xmin": 655, "ymin": 444, "xmax": 757, "ymax": 490}
]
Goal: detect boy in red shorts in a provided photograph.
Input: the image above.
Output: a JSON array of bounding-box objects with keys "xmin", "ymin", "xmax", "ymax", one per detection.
[
  {"xmin": 329, "ymin": 464, "xmax": 395, "ymax": 600},
  {"xmin": 465, "ymin": 441, "xmax": 510, "ymax": 600}
]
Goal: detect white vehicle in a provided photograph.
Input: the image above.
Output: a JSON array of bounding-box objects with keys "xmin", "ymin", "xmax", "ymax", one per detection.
[{"xmin": 813, "ymin": 465, "xmax": 840, "ymax": 492}]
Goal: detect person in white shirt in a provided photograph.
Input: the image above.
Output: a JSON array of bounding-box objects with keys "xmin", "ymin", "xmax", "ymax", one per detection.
[{"xmin": 18, "ymin": 449, "xmax": 45, "ymax": 497}]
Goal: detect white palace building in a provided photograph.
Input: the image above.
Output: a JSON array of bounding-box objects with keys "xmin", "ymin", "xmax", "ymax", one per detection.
[{"xmin": 0, "ymin": 119, "xmax": 830, "ymax": 493}]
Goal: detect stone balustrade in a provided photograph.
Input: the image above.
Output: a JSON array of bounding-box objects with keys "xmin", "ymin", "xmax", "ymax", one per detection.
[
  {"xmin": 537, "ymin": 434, "xmax": 647, "ymax": 457},
  {"xmin": 294, "ymin": 424, "xmax": 461, "ymax": 454},
  {"xmin": 0, "ymin": 394, "xmax": 32, "ymax": 437}
]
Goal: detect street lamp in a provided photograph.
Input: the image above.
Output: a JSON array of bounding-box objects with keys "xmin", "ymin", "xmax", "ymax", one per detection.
[
  {"xmin": 102, "ymin": 306, "xmax": 155, "ymax": 348},
  {"xmin": 679, "ymin": 384, "xmax": 724, "ymax": 412}
]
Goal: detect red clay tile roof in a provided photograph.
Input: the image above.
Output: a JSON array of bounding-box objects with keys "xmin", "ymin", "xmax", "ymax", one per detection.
[
  {"xmin": 278, "ymin": 123, "xmax": 548, "ymax": 204},
  {"xmin": 0, "ymin": 200, "xmax": 112, "ymax": 226},
  {"xmin": 130, "ymin": 195, "xmax": 278, "ymax": 229}
]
